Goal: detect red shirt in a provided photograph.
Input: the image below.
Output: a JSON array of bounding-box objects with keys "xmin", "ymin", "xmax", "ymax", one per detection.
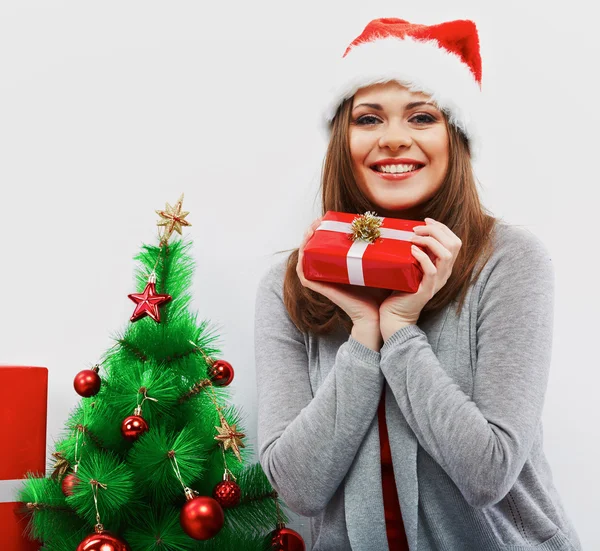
[{"xmin": 378, "ymin": 388, "xmax": 410, "ymax": 551}]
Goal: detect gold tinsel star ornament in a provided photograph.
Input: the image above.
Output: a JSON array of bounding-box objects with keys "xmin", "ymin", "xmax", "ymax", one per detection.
[
  {"xmin": 156, "ymin": 193, "xmax": 191, "ymax": 244},
  {"xmin": 214, "ymin": 416, "xmax": 246, "ymax": 462}
]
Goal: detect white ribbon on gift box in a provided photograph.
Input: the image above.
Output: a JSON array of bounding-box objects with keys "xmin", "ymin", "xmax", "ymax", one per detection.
[
  {"xmin": 315, "ymin": 219, "xmax": 416, "ymax": 285},
  {"xmin": 0, "ymin": 479, "xmax": 24, "ymax": 503}
]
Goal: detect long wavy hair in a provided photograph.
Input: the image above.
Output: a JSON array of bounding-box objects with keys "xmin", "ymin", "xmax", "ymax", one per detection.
[{"xmin": 277, "ymin": 95, "xmax": 498, "ymax": 336}]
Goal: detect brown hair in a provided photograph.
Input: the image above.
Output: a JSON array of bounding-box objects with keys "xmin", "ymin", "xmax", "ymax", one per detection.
[{"xmin": 276, "ymin": 96, "xmax": 498, "ymax": 336}]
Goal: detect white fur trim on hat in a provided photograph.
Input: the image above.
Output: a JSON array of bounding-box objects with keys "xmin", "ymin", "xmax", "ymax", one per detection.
[{"xmin": 321, "ymin": 35, "xmax": 483, "ymax": 160}]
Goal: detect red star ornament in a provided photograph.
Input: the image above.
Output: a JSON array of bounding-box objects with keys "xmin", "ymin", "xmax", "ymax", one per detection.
[{"xmin": 128, "ymin": 279, "xmax": 172, "ymax": 323}]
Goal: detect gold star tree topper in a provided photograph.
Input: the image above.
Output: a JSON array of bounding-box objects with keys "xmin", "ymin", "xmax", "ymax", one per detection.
[
  {"xmin": 156, "ymin": 193, "xmax": 191, "ymax": 244},
  {"xmin": 214, "ymin": 416, "xmax": 246, "ymax": 462},
  {"xmin": 50, "ymin": 451, "xmax": 70, "ymax": 480}
]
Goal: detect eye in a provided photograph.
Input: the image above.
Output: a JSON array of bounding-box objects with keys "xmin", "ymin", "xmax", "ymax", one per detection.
[
  {"xmin": 354, "ymin": 115, "xmax": 381, "ymax": 125},
  {"xmin": 410, "ymin": 113, "xmax": 436, "ymax": 124}
]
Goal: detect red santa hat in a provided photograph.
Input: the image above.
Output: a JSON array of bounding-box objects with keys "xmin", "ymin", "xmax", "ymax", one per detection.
[{"xmin": 322, "ymin": 17, "xmax": 484, "ymax": 160}]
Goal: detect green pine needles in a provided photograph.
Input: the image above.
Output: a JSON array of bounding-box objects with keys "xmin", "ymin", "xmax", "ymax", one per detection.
[{"xmin": 17, "ymin": 235, "xmax": 289, "ymax": 550}]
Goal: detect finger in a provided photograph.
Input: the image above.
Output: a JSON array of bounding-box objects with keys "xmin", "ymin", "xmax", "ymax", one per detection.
[
  {"xmin": 301, "ymin": 217, "xmax": 323, "ymax": 242},
  {"xmin": 422, "ymin": 218, "xmax": 462, "ymax": 246},
  {"xmin": 297, "ymin": 223, "xmax": 322, "ymax": 280},
  {"xmin": 296, "ymin": 246, "xmax": 310, "ymax": 286},
  {"xmin": 411, "ymin": 235, "xmax": 453, "ymax": 266},
  {"xmin": 310, "ymin": 218, "xmax": 324, "ymax": 235},
  {"xmin": 299, "ymin": 230, "xmax": 311, "ymax": 251},
  {"xmin": 297, "ymin": 216, "xmax": 328, "ymax": 290},
  {"xmin": 299, "ymin": 224, "xmax": 318, "ymax": 252},
  {"xmin": 411, "ymin": 244, "xmax": 437, "ymax": 277},
  {"xmin": 413, "ymin": 222, "xmax": 459, "ymax": 252},
  {"xmin": 296, "ymin": 253, "xmax": 340, "ymax": 298},
  {"xmin": 412, "ymin": 246, "xmax": 439, "ymax": 298},
  {"xmin": 425, "ymin": 217, "xmax": 453, "ymax": 237}
]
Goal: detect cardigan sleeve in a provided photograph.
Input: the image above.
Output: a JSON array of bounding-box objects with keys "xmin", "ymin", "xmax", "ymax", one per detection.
[
  {"xmin": 379, "ymin": 227, "xmax": 555, "ymax": 509},
  {"xmin": 254, "ymin": 257, "xmax": 384, "ymax": 517}
]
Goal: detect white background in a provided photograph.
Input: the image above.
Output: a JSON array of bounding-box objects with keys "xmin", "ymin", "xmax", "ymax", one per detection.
[{"xmin": 1, "ymin": 1, "xmax": 598, "ymax": 549}]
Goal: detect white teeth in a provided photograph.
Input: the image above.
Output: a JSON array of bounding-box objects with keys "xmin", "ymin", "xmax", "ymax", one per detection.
[{"xmin": 374, "ymin": 164, "xmax": 419, "ymax": 174}]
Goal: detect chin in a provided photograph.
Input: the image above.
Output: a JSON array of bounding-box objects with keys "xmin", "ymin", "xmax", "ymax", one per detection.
[{"xmin": 369, "ymin": 193, "xmax": 421, "ymax": 211}]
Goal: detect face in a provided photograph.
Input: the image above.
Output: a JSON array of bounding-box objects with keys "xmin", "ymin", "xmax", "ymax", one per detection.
[{"xmin": 349, "ymin": 81, "xmax": 450, "ymax": 219}]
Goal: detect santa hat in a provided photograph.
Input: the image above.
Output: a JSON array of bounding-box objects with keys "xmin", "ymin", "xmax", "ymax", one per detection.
[{"xmin": 321, "ymin": 17, "xmax": 484, "ymax": 160}]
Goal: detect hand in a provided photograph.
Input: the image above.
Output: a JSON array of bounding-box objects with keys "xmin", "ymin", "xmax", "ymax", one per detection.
[
  {"xmin": 297, "ymin": 216, "xmax": 393, "ymax": 325},
  {"xmin": 379, "ymin": 217, "xmax": 462, "ymax": 325}
]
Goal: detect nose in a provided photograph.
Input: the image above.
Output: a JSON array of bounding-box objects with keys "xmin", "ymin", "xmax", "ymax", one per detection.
[{"xmin": 378, "ymin": 122, "xmax": 413, "ymax": 151}]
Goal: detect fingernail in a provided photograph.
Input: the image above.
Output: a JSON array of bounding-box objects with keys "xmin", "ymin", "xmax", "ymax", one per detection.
[{"xmin": 425, "ymin": 217, "xmax": 435, "ymax": 223}]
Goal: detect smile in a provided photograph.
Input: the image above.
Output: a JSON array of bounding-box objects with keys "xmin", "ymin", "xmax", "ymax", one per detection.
[{"xmin": 369, "ymin": 164, "xmax": 424, "ymax": 181}]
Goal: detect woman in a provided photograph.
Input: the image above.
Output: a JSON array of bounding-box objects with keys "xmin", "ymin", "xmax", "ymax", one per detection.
[{"xmin": 254, "ymin": 17, "xmax": 581, "ymax": 551}]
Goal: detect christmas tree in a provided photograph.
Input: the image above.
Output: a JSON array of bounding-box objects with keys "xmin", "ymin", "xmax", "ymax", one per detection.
[{"xmin": 17, "ymin": 195, "xmax": 305, "ymax": 551}]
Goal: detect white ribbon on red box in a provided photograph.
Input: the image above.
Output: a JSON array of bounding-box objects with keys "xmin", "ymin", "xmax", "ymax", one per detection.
[
  {"xmin": 0, "ymin": 479, "xmax": 23, "ymax": 503},
  {"xmin": 316, "ymin": 219, "xmax": 415, "ymax": 286}
]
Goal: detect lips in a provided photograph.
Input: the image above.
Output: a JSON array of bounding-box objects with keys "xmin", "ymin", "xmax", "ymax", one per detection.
[{"xmin": 369, "ymin": 164, "xmax": 424, "ymax": 181}]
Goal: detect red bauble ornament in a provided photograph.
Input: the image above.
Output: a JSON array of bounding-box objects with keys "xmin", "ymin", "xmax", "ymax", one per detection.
[
  {"xmin": 74, "ymin": 368, "xmax": 101, "ymax": 397},
  {"xmin": 212, "ymin": 479, "xmax": 241, "ymax": 508},
  {"xmin": 61, "ymin": 472, "xmax": 80, "ymax": 496},
  {"xmin": 180, "ymin": 494, "xmax": 224, "ymax": 540},
  {"xmin": 76, "ymin": 530, "xmax": 130, "ymax": 551},
  {"xmin": 121, "ymin": 413, "xmax": 149, "ymax": 441},
  {"xmin": 210, "ymin": 360, "xmax": 234, "ymax": 386},
  {"xmin": 270, "ymin": 527, "xmax": 305, "ymax": 551},
  {"xmin": 128, "ymin": 278, "xmax": 172, "ymax": 323}
]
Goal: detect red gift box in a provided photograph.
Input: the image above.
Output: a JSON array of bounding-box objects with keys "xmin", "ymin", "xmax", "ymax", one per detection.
[
  {"xmin": 0, "ymin": 366, "xmax": 48, "ymax": 551},
  {"xmin": 303, "ymin": 211, "xmax": 429, "ymax": 292}
]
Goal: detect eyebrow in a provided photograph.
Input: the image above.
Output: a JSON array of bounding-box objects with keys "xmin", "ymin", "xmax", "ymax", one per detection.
[{"xmin": 352, "ymin": 101, "xmax": 439, "ymax": 112}]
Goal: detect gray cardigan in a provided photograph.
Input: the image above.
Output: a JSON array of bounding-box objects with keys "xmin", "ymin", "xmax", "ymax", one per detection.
[{"xmin": 254, "ymin": 221, "xmax": 582, "ymax": 551}]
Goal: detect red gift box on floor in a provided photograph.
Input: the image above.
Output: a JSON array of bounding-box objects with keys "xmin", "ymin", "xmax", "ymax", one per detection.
[
  {"xmin": 0, "ymin": 366, "xmax": 47, "ymax": 551},
  {"xmin": 303, "ymin": 210, "xmax": 428, "ymax": 292}
]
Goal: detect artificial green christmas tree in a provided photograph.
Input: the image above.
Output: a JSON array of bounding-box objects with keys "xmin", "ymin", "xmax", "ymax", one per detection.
[{"xmin": 17, "ymin": 195, "xmax": 305, "ymax": 551}]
